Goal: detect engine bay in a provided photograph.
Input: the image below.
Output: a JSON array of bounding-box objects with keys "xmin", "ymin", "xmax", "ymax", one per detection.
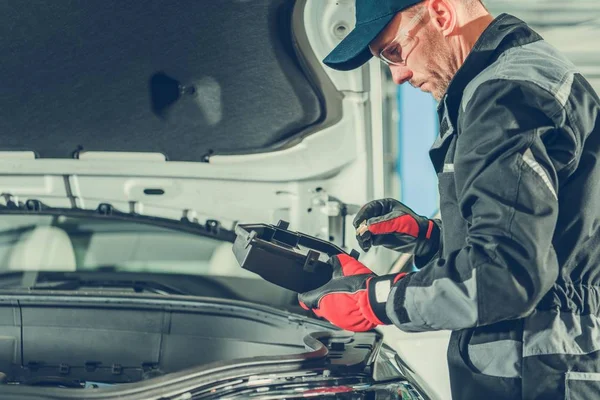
[{"xmin": 0, "ymin": 293, "xmax": 326, "ymax": 389}]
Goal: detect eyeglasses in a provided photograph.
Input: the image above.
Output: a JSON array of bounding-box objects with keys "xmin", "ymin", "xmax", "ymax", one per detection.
[{"xmin": 376, "ymin": 7, "xmax": 426, "ymax": 66}]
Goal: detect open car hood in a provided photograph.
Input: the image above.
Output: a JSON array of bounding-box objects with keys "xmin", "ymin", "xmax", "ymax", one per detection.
[
  {"xmin": 0, "ymin": 0, "xmax": 364, "ymax": 161},
  {"xmin": 2, "ymin": 0, "xmax": 327, "ymax": 160},
  {"xmin": 0, "ymin": 0, "xmax": 386, "ymax": 253}
]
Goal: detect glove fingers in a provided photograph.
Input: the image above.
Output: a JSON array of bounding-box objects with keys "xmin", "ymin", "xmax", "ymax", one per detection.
[
  {"xmin": 371, "ymin": 233, "xmax": 418, "ymax": 252},
  {"xmin": 298, "ymin": 299, "xmax": 310, "ymax": 311},
  {"xmin": 335, "ymin": 254, "xmax": 373, "ymax": 276},
  {"xmin": 353, "ymin": 198, "xmax": 420, "ymax": 229},
  {"xmin": 367, "ymin": 212, "xmax": 419, "ymax": 237},
  {"xmin": 372, "ymin": 231, "xmax": 415, "ymax": 245},
  {"xmin": 329, "ymin": 255, "xmax": 345, "ymax": 279},
  {"xmin": 315, "ymin": 292, "xmax": 378, "ymax": 332},
  {"xmin": 356, "ymin": 212, "xmax": 419, "ymax": 252},
  {"xmin": 356, "ymin": 230, "xmax": 416, "ymax": 252},
  {"xmin": 298, "ymin": 290, "xmax": 320, "ymax": 310},
  {"xmin": 353, "ymin": 198, "xmax": 400, "ymax": 228},
  {"xmin": 356, "ymin": 233, "xmax": 372, "ymax": 252},
  {"xmin": 298, "ymin": 274, "xmax": 369, "ymax": 309}
]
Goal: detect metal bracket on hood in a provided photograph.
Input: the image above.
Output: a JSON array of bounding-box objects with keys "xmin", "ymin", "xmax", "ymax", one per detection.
[{"xmin": 307, "ymin": 188, "xmax": 360, "ymax": 250}]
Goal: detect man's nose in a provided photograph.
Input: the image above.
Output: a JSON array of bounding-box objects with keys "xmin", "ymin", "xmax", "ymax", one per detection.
[{"xmin": 390, "ymin": 65, "xmax": 413, "ymax": 85}]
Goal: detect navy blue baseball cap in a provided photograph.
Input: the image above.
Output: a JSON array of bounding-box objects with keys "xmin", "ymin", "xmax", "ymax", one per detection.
[{"xmin": 324, "ymin": 0, "xmax": 423, "ymax": 71}]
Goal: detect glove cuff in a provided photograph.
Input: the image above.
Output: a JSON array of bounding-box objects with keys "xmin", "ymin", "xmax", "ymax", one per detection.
[
  {"xmin": 366, "ymin": 274, "xmax": 406, "ymax": 325},
  {"xmin": 415, "ymin": 219, "xmax": 441, "ymax": 262}
]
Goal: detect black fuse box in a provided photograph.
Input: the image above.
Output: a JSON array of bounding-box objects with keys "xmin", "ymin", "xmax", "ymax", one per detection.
[{"xmin": 232, "ymin": 220, "xmax": 360, "ymax": 293}]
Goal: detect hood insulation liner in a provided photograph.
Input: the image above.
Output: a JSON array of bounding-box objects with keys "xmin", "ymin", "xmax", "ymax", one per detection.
[{"xmin": 0, "ymin": 0, "xmax": 323, "ymax": 160}]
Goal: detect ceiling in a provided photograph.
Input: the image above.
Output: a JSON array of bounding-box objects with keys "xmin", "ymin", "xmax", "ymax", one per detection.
[{"xmin": 486, "ymin": 0, "xmax": 600, "ymax": 90}]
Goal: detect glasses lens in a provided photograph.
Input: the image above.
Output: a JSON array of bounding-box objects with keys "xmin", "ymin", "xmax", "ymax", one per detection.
[
  {"xmin": 380, "ymin": 36, "xmax": 414, "ymax": 65},
  {"xmin": 378, "ymin": 7, "xmax": 425, "ymax": 66}
]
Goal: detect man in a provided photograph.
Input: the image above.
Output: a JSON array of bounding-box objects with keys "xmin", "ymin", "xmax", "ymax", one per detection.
[{"xmin": 298, "ymin": 0, "xmax": 600, "ymax": 399}]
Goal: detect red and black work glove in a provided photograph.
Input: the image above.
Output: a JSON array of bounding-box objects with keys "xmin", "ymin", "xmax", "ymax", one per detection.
[
  {"xmin": 353, "ymin": 198, "xmax": 440, "ymax": 260},
  {"xmin": 298, "ymin": 254, "xmax": 406, "ymax": 332}
]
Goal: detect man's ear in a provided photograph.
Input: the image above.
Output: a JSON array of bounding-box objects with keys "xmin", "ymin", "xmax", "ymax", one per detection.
[{"xmin": 427, "ymin": 0, "xmax": 456, "ymax": 37}]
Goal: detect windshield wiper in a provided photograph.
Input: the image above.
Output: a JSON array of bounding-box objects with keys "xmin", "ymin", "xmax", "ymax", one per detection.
[{"xmin": 29, "ymin": 277, "xmax": 187, "ymax": 295}]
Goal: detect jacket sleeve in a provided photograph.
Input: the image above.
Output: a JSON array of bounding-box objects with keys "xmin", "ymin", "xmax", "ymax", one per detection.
[{"xmin": 385, "ymin": 79, "xmax": 568, "ymax": 332}]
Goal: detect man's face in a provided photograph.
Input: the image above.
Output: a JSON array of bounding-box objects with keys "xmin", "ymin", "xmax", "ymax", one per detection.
[{"xmin": 370, "ymin": 8, "xmax": 455, "ymax": 101}]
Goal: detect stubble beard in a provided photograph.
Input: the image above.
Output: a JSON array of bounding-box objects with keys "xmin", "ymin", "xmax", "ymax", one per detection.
[{"xmin": 424, "ymin": 30, "xmax": 456, "ymax": 102}]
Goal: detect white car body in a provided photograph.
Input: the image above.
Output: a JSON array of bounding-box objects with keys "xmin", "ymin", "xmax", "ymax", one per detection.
[{"xmin": 1, "ymin": 1, "xmax": 597, "ymax": 399}]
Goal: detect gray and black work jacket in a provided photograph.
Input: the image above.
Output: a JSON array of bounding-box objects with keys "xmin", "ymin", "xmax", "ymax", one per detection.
[{"xmin": 385, "ymin": 14, "xmax": 600, "ymax": 400}]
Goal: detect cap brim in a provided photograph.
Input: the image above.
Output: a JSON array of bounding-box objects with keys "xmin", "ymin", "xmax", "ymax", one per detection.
[{"xmin": 323, "ymin": 14, "xmax": 396, "ymax": 71}]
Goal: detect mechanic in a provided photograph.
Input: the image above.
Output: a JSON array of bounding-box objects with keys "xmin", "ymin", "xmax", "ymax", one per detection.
[{"xmin": 298, "ymin": 0, "xmax": 600, "ymax": 399}]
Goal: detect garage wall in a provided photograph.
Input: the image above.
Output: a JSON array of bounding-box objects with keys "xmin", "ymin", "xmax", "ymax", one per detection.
[{"xmin": 486, "ymin": 0, "xmax": 600, "ymax": 91}]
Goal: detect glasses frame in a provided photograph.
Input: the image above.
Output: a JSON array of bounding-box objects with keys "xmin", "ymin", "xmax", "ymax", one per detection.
[{"xmin": 377, "ymin": 6, "xmax": 427, "ymax": 66}]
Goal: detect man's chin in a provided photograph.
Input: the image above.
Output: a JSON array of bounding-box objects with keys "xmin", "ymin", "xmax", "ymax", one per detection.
[
  {"xmin": 421, "ymin": 83, "xmax": 439, "ymax": 98},
  {"xmin": 431, "ymin": 88, "xmax": 443, "ymax": 102},
  {"xmin": 415, "ymin": 81, "xmax": 445, "ymax": 101},
  {"xmin": 431, "ymin": 83, "xmax": 450, "ymax": 102}
]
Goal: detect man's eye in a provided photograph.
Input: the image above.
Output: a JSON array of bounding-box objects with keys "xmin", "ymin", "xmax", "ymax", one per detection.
[{"xmin": 385, "ymin": 44, "xmax": 403, "ymax": 62}]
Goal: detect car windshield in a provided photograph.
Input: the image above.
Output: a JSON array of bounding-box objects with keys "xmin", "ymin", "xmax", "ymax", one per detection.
[{"xmin": 0, "ymin": 214, "xmax": 254, "ymax": 279}]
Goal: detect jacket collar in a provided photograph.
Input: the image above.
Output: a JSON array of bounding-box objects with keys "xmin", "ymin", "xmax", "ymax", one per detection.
[
  {"xmin": 438, "ymin": 14, "xmax": 543, "ymax": 117},
  {"xmin": 430, "ymin": 14, "xmax": 543, "ymax": 170}
]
